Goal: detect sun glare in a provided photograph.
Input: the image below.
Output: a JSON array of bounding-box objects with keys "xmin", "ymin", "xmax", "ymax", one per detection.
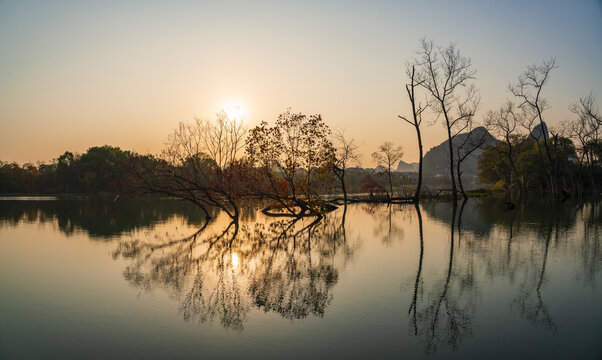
[
  {"xmin": 231, "ymin": 252, "xmax": 240, "ymax": 270},
  {"xmin": 221, "ymin": 105, "xmax": 245, "ymax": 124}
]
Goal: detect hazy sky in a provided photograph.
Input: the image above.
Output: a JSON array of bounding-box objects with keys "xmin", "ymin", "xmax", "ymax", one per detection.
[{"xmin": 1, "ymin": 0, "xmax": 601, "ymax": 165}]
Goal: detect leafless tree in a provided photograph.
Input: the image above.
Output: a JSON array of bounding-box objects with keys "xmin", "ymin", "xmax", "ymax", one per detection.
[
  {"xmin": 484, "ymin": 101, "xmax": 527, "ymax": 192},
  {"xmin": 570, "ymin": 93, "xmax": 601, "ymax": 156},
  {"xmin": 569, "ymin": 93, "xmax": 601, "ymax": 194},
  {"xmin": 372, "ymin": 142, "xmax": 404, "ymax": 200},
  {"xmin": 455, "ymin": 122, "xmax": 489, "ymax": 199},
  {"xmin": 510, "ymin": 58, "xmax": 558, "ymax": 192},
  {"xmin": 412, "ymin": 39, "xmax": 480, "ymax": 201},
  {"xmin": 133, "ymin": 110, "xmax": 248, "ymax": 221},
  {"xmin": 332, "ymin": 130, "xmax": 361, "ymax": 205},
  {"xmin": 399, "ymin": 65, "xmax": 427, "ymax": 203}
]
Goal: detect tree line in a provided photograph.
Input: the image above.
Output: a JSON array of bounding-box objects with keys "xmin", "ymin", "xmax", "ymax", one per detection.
[{"xmin": 0, "ymin": 145, "xmax": 133, "ymax": 194}]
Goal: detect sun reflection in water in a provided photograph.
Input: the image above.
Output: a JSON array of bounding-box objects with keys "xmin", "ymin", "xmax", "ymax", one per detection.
[{"xmin": 231, "ymin": 252, "xmax": 239, "ymax": 270}]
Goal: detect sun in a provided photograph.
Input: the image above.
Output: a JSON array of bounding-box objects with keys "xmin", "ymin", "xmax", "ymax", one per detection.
[{"xmin": 221, "ymin": 104, "xmax": 245, "ymax": 124}]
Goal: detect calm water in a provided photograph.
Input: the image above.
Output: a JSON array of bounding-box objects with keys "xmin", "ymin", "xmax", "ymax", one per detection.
[{"xmin": 0, "ymin": 197, "xmax": 600, "ymax": 359}]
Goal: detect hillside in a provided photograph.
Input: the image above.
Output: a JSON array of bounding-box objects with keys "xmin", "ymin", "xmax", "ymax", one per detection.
[
  {"xmin": 422, "ymin": 126, "xmax": 498, "ymax": 177},
  {"xmin": 396, "ymin": 160, "xmax": 418, "ymax": 173}
]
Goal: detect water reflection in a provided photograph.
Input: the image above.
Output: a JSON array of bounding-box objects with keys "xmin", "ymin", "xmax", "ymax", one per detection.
[
  {"xmin": 363, "ymin": 204, "xmax": 408, "ymax": 245},
  {"xmin": 402, "ymin": 198, "xmax": 602, "ymax": 356},
  {"xmin": 0, "ymin": 198, "xmax": 213, "ymax": 238},
  {"xmin": 409, "ymin": 201, "xmax": 476, "ymax": 355},
  {"xmin": 1, "ymin": 197, "xmax": 600, "ymax": 357},
  {"xmin": 107, "ymin": 196, "xmax": 601, "ymax": 354},
  {"xmin": 112, "ymin": 211, "xmax": 358, "ymax": 330}
]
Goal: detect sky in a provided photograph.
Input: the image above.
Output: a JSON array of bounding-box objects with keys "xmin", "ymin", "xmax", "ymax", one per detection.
[{"xmin": 1, "ymin": 0, "xmax": 601, "ymax": 166}]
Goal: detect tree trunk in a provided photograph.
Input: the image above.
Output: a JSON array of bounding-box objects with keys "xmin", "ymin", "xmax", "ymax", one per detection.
[
  {"xmin": 341, "ymin": 171, "xmax": 348, "ymax": 204},
  {"xmin": 457, "ymin": 161, "xmax": 468, "ymax": 200},
  {"xmin": 387, "ymin": 167, "xmax": 393, "ymax": 201},
  {"xmin": 415, "ymin": 125, "xmax": 424, "ymax": 203},
  {"xmin": 443, "ymin": 110, "xmax": 458, "ymax": 201},
  {"xmin": 588, "ymin": 149, "xmax": 597, "ymax": 195}
]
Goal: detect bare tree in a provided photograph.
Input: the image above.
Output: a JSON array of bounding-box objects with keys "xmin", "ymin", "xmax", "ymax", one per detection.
[
  {"xmin": 569, "ymin": 93, "xmax": 601, "ymax": 194},
  {"xmin": 570, "ymin": 93, "xmax": 601, "ymax": 156},
  {"xmin": 412, "ymin": 39, "xmax": 480, "ymax": 201},
  {"xmin": 193, "ymin": 110, "xmax": 247, "ymax": 170},
  {"xmin": 332, "ymin": 130, "xmax": 361, "ymax": 205},
  {"xmin": 484, "ymin": 101, "xmax": 527, "ymax": 192},
  {"xmin": 133, "ymin": 110, "xmax": 248, "ymax": 221},
  {"xmin": 510, "ymin": 58, "xmax": 558, "ymax": 192},
  {"xmin": 372, "ymin": 142, "xmax": 404, "ymax": 200},
  {"xmin": 399, "ymin": 65, "xmax": 427, "ymax": 203},
  {"xmin": 455, "ymin": 122, "xmax": 489, "ymax": 200}
]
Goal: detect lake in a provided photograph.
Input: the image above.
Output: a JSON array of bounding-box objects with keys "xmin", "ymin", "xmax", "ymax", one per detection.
[{"xmin": 0, "ymin": 197, "xmax": 600, "ymax": 359}]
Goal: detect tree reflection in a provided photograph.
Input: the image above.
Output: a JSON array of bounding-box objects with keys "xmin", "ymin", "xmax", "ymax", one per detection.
[
  {"xmin": 408, "ymin": 203, "xmax": 424, "ymax": 336},
  {"xmin": 7, "ymin": 196, "xmax": 599, "ymax": 351},
  {"xmin": 406, "ymin": 198, "xmax": 602, "ymax": 356},
  {"xmin": 512, "ymin": 203, "xmax": 557, "ymax": 332},
  {"xmin": 0, "ymin": 198, "xmax": 216, "ymax": 238},
  {"xmin": 407, "ymin": 201, "xmax": 477, "ymax": 356},
  {"xmin": 112, "ymin": 209, "xmax": 357, "ymax": 329},
  {"xmin": 363, "ymin": 203, "xmax": 406, "ymax": 245},
  {"xmin": 418, "ymin": 202, "xmax": 475, "ymax": 354},
  {"xmin": 579, "ymin": 201, "xmax": 601, "ymax": 286}
]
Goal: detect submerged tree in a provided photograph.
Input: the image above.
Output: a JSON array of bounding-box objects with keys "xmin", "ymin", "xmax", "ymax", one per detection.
[
  {"xmin": 372, "ymin": 142, "xmax": 404, "ymax": 201},
  {"xmin": 484, "ymin": 101, "xmax": 527, "ymax": 193},
  {"xmin": 412, "ymin": 39, "xmax": 479, "ymax": 201},
  {"xmin": 332, "ymin": 130, "xmax": 361, "ymax": 205},
  {"xmin": 510, "ymin": 58, "xmax": 558, "ymax": 192},
  {"xmin": 568, "ymin": 93, "xmax": 601, "ymax": 194},
  {"xmin": 399, "ymin": 65, "xmax": 427, "ymax": 203},
  {"xmin": 246, "ymin": 109, "xmax": 336, "ymax": 217},
  {"xmin": 455, "ymin": 125, "xmax": 490, "ymax": 199},
  {"xmin": 128, "ymin": 110, "xmax": 249, "ymax": 221}
]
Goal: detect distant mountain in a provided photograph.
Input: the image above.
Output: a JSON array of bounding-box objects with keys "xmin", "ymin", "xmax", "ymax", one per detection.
[
  {"xmin": 422, "ymin": 126, "xmax": 498, "ymax": 177},
  {"xmin": 396, "ymin": 160, "xmax": 418, "ymax": 173},
  {"xmin": 530, "ymin": 122, "xmax": 549, "ymax": 142},
  {"xmin": 375, "ymin": 165, "xmax": 387, "ymax": 173}
]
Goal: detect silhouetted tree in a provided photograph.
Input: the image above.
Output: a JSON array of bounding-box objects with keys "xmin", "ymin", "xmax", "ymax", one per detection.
[
  {"xmin": 246, "ymin": 109, "xmax": 335, "ymax": 217},
  {"xmin": 332, "ymin": 130, "xmax": 360, "ymax": 205},
  {"xmin": 130, "ymin": 110, "xmax": 249, "ymax": 221},
  {"xmin": 412, "ymin": 39, "xmax": 479, "ymax": 201},
  {"xmin": 484, "ymin": 101, "xmax": 527, "ymax": 193},
  {"xmin": 372, "ymin": 142, "xmax": 404, "ymax": 200},
  {"xmin": 399, "ymin": 65, "xmax": 427, "ymax": 203},
  {"xmin": 510, "ymin": 58, "xmax": 558, "ymax": 192},
  {"xmin": 568, "ymin": 93, "xmax": 601, "ymax": 194},
  {"xmin": 455, "ymin": 124, "xmax": 489, "ymax": 199}
]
